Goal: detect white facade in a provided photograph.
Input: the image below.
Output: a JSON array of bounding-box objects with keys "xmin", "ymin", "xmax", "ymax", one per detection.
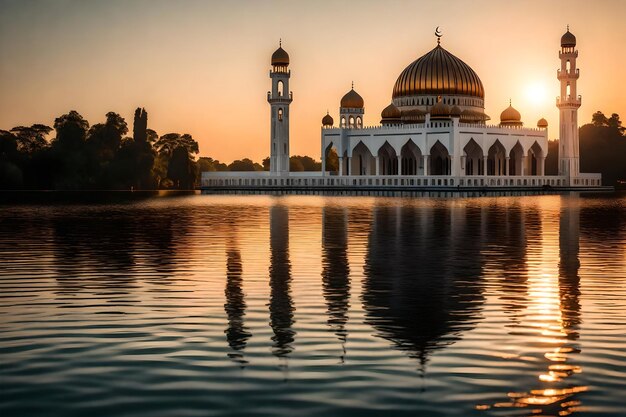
[{"xmin": 202, "ymin": 30, "xmax": 603, "ymax": 191}]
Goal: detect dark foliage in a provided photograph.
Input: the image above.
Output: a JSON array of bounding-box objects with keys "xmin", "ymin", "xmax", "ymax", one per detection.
[{"xmin": 546, "ymin": 111, "xmax": 625, "ymax": 185}]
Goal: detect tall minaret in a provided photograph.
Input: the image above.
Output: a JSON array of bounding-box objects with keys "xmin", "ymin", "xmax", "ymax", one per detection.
[
  {"xmin": 268, "ymin": 41, "xmax": 293, "ymax": 174},
  {"xmin": 557, "ymin": 26, "xmax": 581, "ymax": 182}
]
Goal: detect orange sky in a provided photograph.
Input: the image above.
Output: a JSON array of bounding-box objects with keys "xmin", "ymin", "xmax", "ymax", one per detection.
[{"xmin": 1, "ymin": 0, "xmax": 625, "ymax": 163}]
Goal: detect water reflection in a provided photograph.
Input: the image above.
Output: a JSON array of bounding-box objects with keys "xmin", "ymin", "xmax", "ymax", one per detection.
[
  {"xmin": 483, "ymin": 196, "xmax": 585, "ymax": 415},
  {"xmin": 362, "ymin": 204, "xmax": 485, "ymax": 366},
  {"xmin": 224, "ymin": 224, "xmax": 251, "ymax": 366},
  {"xmin": 321, "ymin": 207, "xmax": 350, "ymax": 361},
  {"xmin": 269, "ymin": 205, "xmax": 295, "ymax": 358}
]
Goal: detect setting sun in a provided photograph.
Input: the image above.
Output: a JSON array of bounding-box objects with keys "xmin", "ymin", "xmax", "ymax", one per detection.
[{"xmin": 525, "ymin": 81, "xmax": 550, "ymax": 107}]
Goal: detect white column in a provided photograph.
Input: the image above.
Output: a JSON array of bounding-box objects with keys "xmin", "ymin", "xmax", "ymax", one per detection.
[
  {"xmin": 375, "ymin": 156, "xmax": 380, "ymax": 176},
  {"xmin": 505, "ymin": 157, "xmax": 510, "ymax": 176},
  {"xmin": 338, "ymin": 157, "xmax": 344, "ymax": 176},
  {"xmin": 482, "ymin": 157, "xmax": 487, "ymax": 176},
  {"xmin": 521, "ymin": 156, "xmax": 527, "ymax": 176},
  {"xmin": 397, "ymin": 156, "xmax": 402, "ymax": 176},
  {"xmin": 423, "ymin": 155, "xmax": 429, "ymax": 176}
]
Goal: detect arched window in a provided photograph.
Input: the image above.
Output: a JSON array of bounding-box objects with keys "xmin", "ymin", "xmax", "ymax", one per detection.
[
  {"xmin": 277, "ymin": 80, "xmax": 284, "ymax": 96},
  {"xmin": 356, "ymin": 116, "xmax": 362, "ymax": 128},
  {"xmin": 349, "ymin": 116, "xmax": 354, "ymax": 127},
  {"xmin": 278, "ymin": 108, "xmax": 283, "ymax": 121},
  {"xmin": 566, "ymin": 83, "xmax": 571, "ymax": 97},
  {"xmin": 341, "ymin": 116, "xmax": 346, "ymax": 128},
  {"xmin": 566, "ymin": 60, "xmax": 571, "ymax": 72}
]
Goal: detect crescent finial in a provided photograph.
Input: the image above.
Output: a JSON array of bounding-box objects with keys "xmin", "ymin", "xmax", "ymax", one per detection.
[{"xmin": 435, "ymin": 26, "xmax": 442, "ymax": 44}]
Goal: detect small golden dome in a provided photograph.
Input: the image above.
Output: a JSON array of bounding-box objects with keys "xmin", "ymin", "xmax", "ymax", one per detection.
[
  {"xmin": 430, "ymin": 99, "xmax": 451, "ymax": 119},
  {"xmin": 450, "ymin": 105, "xmax": 462, "ymax": 117},
  {"xmin": 381, "ymin": 103, "xmax": 401, "ymax": 119},
  {"xmin": 401, "ymin": 108, "xmax": 426, "ymax": 124},
  {"xmin": 537, "ymin": 118, "xmax": 548, "ymax": 128},
  {"xmin": 341, "ymin": 88, "xmax": 364, "ymax": 109},
  {"xmin": 271, "ymin": 46, "xmax": 290, "ymax": 66},
  {"xmin": 322, "ymin": 112, "xmax": 334, "ymax": 127},
  {"xmin": 500, "ymin": 102, "xmax": 523, "ymax": 126},
  {"xmin": 561, "ymin": 28, "xmax": 576, "ymax": 48}
]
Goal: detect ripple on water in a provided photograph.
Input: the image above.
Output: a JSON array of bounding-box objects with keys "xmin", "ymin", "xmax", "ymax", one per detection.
[{"xmin": 1, "ymin": 192, "xmax": 625, "ymax": 417}]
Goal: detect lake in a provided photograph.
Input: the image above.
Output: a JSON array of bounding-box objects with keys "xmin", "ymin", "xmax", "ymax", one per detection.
[{"xmin": 1, "ymin": 192, "xmax": 625, "ymax": 417}]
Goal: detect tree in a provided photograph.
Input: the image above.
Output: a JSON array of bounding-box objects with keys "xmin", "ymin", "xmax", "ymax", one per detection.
[
  {"xmin": 10, "ymin": 124, "xmax": 52, "ymax": 154},
  {"xmin": 592, "ymin": 111, "xmax": 608, "ymax": 127},
  {"xmin": 325, "ymin": 148, "xmax": 339, "ymax": 172},
  {"xmin": 262, "ymin": 157, "xmax": 270, "ymax": 171},
  {"xmin": 607, "ymin": 113, "xmax": 625, "ymax": 135},
  {"xmin": 167, "ymin": 146, "xmax": 196, "ymax": 189},
  {"xmin": 290, "ymin": 155, "xmax": 321, "ymax": 171},
  {"xmin": 198, "ymin": 157, "xmax": 228, "ymax": 172},
  {"xmin": 87, "ymin": 112, "xmax": 128, "ymax": 162},
  {"xmin": 289, "ymin": 157, "xmax": 304, "ymax": 172},
  {"xmin": 154, "ymin": 133, "xmax": 199, "ymax": 158},
  {"xmin": 52, "ymin": 110, "xmax": 89, "ymax": 148},
  {"xmin": 228, "ymin": 158, "xmax": 260, "ymax": 171}
]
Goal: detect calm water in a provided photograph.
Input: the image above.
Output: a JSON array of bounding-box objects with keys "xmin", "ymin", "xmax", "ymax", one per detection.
[{"xmin": 1, "ymin": 192, "xmax": 625, "ymax": 417}]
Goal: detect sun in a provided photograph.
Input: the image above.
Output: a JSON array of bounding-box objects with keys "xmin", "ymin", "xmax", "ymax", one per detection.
[{"xmin": 525, "ymin": 82, "xmax": 549, "ymax": 107}]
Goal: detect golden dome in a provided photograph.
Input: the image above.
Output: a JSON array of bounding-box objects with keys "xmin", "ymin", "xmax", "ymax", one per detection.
[
  {"xmin": 401, "ymin": 108, "xmax": 426, "ymax": 124},
  {"xmin": 381, "ymin": 103, "xmax": 401, "ymax": 119},
  {"xmin": 500, "ymin": 103, "xmax": 523, "ymax": 126},
  {"xmin": 430, "ymin": 99, "xmax": 451, "ymax": 119},
  {"xmin": 561, "ymin": 28, "xmax": 576, "ymax": 48},
  {"xmin": 537, "ymin": 118, "xmax": 548, "ymax": 128},
  {"xmin": 322, "ymin": 112, "xmax": 334, "ymax": 127},
  {"xmin": 393, "ymin": 44, "xmax": 485, "ymax": 99},
  {"xmin": 271, "ymin": 46, "xmax": 290, "ymax": 66},
  {"xmin": 341, "ymin": 88, "xmax": 364, "ymax": 109}
]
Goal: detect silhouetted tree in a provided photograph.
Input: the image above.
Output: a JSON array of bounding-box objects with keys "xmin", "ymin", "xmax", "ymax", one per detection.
[
  {"xmin": 0, "ymin": 130, "xmax": 23, "ymax": 188},
  {"xmin": 133, "ymin": 108, "xmax": 148, "ymax": 143},
  {"xmin": 50, "ymin": 110, "xmax": 91, "ymax": 188},
  {"xmin": 167, "ymin": 146, "xmax": 196, "ymax": 189},
  {"xmin": 154, "ymin": 133, "xmax": 199, "ymax": 158},
  {"xmin": 228, "ymin": 158, "xmax": 262, "ymax": 171},
  {"xmin": 289, "ymin": 157, "xmax": 304, "ymax": 172},
  {"xmin": 262, "ymin": 157, "xmax": 270, "ymax": 171},
  {"xmin": 10, "ymin": 124, "xmax": 52, "ymax": 154},
  {"xmin": 290, "ymin": 155, "xmax": 321, "ymax": 171},
  {"xmin": 592, "ymin": 111, "xmax": 609, "ymax": 127},
  {"xmin": 198, "ymin": 157, "xmax": 228, "ymax": 172}
]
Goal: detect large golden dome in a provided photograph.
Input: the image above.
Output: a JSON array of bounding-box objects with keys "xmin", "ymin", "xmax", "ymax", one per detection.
[{"xmin": 393, "ymin": 45, "xmax": 484, "ymax": 99}]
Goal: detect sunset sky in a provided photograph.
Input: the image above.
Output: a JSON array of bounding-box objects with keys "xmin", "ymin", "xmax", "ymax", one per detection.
[{"xmin": 1, "ymin": 0, "xmax": 625, "ymax": 163}]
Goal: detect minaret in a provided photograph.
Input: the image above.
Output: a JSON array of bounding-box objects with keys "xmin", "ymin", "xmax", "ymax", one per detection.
[
  {"xmin": 557, "ymin": 26, "xmax": 581, "ymax": 182},
  {"xmin": 268, "ymin": 40, "xmax": 293, "ymax": 174}
]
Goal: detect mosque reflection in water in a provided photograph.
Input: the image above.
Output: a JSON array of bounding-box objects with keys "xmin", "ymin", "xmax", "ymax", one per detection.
[{"xmin": 220, "ymin": 197, "xmax": 585, "ymax": 415}]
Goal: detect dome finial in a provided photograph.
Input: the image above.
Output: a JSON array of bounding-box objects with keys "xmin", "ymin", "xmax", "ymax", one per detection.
[
  {"xmin": 435, "ymin": 26, "xmax": 442, "ymax": 45},
  {"xmin": 279, "ymin": 38, "xmax": 282, "ymax": 47},
  {"xmin": 509, "ymin": 98, "xmax": 512, "ymax": 106},
  {"xmin": 567, "ymin": 24, "xmax": 569, "ymax": 32},
  {"xmin": 351, "ymin": 81, "xmax": 354, "ymax": 90}
]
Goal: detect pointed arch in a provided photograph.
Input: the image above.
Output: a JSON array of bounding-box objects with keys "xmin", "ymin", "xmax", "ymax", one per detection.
[
  {"xmin": 377, "ymin": 141, "xmax": 398, "ymax": 175},
  {"xmin": 527, "ymin": 141, "xmax": 544, "ymax": 176},
  {"xmin": 463, "ymin": 138, "xmax": 484, "ymax": 175},
  {"xmin": 351, "ymin": 141, "xmax": 375, "ymax": 175},
  {"xmin": 509, "ymin": 141, "xmax": 524, "ymax": 175},
  {"xmin": 400, "ymin": 139, "xmax": 423, "ymax": 175},
  {"xmin": 429, "ymin": 140, "xmax": 451, "ymax": 176},
  {"xmin": 324, "ymin": 142, "xmax": 339, "ymax": 173},
  {"xmin": 487, "ymin": 139, "xmax": 506, "ymax": 176}
]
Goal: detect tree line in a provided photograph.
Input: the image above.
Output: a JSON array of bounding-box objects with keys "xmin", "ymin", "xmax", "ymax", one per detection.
[
  {"xmin": 0, "ymin": 108, "xmax": 200, "ymax": 190},
  {"xmin": 546, "ymin": 111, "xmax": 626, "ymax": 186}
]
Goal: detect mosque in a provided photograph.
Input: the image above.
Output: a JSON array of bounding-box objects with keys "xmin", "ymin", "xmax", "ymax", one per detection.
[{"xmin": 201, "ymin": 27, "xmax": 602, "ymax": 191}]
